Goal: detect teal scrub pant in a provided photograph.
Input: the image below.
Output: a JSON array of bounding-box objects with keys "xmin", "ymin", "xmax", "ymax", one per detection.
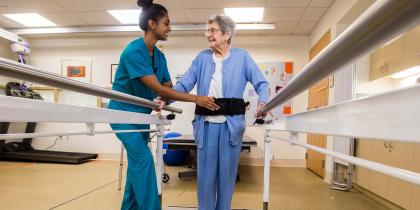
[
  {"xmin": 197, "ymin": 122, "xmax": 242, "ymax": 210},
  {"xmin": 112, "ymin": 124, "xmax": 161, "ymax": 210}
]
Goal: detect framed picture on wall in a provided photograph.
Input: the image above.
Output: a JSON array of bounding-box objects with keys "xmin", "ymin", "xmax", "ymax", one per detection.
[
  {"xmin": 111, "ymin": 64, "xmax": 118, "ymax": 84},
  {"xmin": 61, "ymin": 59, "xmax": 92, "ymax": 83}
]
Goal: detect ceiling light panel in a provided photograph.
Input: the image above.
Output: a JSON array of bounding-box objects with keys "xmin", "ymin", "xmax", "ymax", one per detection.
[
  {"xmin": 224, "ymin": 7, "xmax": 264, "ymax": 23},
  {"xmin": 3, "ymin": 13, "xmax": 56, "ymax": 27},
  {"xmin": 107, "ymin": 10, "xmax": 141, "ymax": 24}
]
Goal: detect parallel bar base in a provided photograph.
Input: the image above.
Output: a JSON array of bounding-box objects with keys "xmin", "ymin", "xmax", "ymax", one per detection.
[{"xmin": 263, "ymin": 202, "xmax": 268, "ymax": 210}]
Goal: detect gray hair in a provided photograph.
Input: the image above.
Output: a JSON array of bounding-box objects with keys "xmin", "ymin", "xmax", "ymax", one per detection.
[{"xmin": 208, "ymin": 14, "xmax": 236, "ymax": 44}]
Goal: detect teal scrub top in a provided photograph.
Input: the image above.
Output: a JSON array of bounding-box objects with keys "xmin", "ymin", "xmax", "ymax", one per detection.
[{"xmin": 108, "ymin": 37, "xmax": 171, "ymax": 115}]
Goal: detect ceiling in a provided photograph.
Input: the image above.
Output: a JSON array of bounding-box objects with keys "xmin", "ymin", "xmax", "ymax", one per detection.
[{"xmin": 0, "ymin": 0, "xmax": 335, "ymax": 35}]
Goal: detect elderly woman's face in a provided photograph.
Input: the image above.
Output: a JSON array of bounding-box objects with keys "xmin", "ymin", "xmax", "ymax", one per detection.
[{"xmin": 206, "ymin": 22, "xmax": 231, "ymax": 49}]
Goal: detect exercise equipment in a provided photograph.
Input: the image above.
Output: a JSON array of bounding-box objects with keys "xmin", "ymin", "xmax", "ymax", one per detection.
[{"xmin": 0, "ymin": 82, "xmax": 98, "ymax": 164}]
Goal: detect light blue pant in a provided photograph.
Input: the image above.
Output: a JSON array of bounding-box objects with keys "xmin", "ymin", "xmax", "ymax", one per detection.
[
  {"xmin": 112, "ymin": 124, "xmax": 161, "ymax": 210},
  {"xmin": 197, "ymin": 122, "xmax": 242, "ymax": 210}
]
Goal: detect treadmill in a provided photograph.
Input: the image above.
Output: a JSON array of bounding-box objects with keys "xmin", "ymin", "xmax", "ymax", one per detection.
[{"xmin": 0, "ymin": 82, "xmax": 98, "ymax": 164}]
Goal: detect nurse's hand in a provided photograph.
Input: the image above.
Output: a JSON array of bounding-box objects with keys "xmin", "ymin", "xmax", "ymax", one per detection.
[
  {"xmin": 153, "ymin": 97, "xmax": 167, "ymax": 112},
  {"xmin": 195, "ymin": 96, "xmax": 220, "ymax": 111}
]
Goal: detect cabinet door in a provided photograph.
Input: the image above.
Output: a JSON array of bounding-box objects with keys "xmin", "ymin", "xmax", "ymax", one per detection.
[
  {"xmin": 386, "ymin": 142, "xmax": 414, "ymax": 209},
  {"xmin": 385, "ymin": 37, "xmax": 404, "ymax": 75},
  {"xmin": 369, "ymin": 140, "xmax": 389, "ymax": 197},
  {"xmin": 404, "ymin": 25, "xmax": 420, "ymax": 69},
  {"xmin": 370, "ymin": 47, "xmax": 386, "ymax": 81},
  {"xmin": 355, "ymin": 139, "xmax": 371, "ymax": 189},
  {"xmin": 411, "ymin": 144, "xmax": 420, "ymax": 210}
]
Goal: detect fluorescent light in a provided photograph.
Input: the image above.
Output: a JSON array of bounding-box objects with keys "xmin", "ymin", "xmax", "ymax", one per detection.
[
  {"xmin": 236, "ymin": 24, "xmax": 275, "ymax": 30},
  {"xmin": 108, "ymin": 10, "xmax": 141, "ymax": 24},
  {"xmin": 3, "ymin": 13, "xmax": 56, "ymax": 27},
  {"xmin": 391, "ymin": 66, "xmax": 420, "ymax": 79},
  {"xmin": 224, "ymin": 7, "xmax": 264, "ymax": 23}
]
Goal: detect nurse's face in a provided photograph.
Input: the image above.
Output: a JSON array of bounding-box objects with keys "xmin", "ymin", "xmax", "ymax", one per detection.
[
  {"xmin": 153, "ymin": 14, "xmax": 171, "ymax": 41},
  {"xmin": 206, "ymin": 22, "xmax": 231, "ymax": 49}
]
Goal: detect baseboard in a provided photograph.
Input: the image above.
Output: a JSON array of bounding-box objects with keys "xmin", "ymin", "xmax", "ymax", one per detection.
[
  {"xmin": 239, "ymin": 157, "xmax": 305, "ymax": 167},
  {"xmin": 353, "ymin": 184, "xmax": 404, "ymax": 210},
  {"xmin": 97, "ymin": 153, "xmax": 126, "ymax": 160},
  {"xmin": 96, "ymin": 153, "xmax": 306, "ymax": 168},
  {"xmin": 324, "ymin": 171, "xmax": 333, "ymax": 184}
]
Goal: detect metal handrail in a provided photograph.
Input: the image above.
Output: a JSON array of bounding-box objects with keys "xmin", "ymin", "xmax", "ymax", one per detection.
[
  {"xmin": 261, "ymin": 0, "xmax": 420, "ymax": 113},
  {"xmin": 0, "ymin": 57, "xmax": 182, "ymax": 114}
]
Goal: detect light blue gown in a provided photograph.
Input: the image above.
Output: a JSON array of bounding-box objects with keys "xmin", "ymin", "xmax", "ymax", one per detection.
[{"xmin": 173, "ymin": 48, "xmax": 269, "ymax": 210}]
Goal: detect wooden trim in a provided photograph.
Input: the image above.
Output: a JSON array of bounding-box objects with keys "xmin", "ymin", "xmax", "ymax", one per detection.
[{"xmin": 307, "ymin": 29, "xmax": 331, "ymax": 178}]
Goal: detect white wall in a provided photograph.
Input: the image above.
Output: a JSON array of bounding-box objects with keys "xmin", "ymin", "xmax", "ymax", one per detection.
[{"xmin": 26, "ymin": 35, "xmax": 310, "ymax": 164}]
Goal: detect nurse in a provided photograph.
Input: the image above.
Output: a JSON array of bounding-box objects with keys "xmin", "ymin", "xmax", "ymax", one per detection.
[
  {"xmin": 108, "ymin": 1, "xmax": 219, "ymax": 210},
  {"xmin": 171, "ymin": 14, "xmax": 269, "ymax": 210}
]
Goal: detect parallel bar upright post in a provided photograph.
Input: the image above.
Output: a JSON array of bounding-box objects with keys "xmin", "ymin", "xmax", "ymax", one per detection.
[
  {"xmin": 156, "ymin": 122, "xmax": 165, "ymax": 205},
  {"xmin": 118, "ymin": 143, "xmax": 124, "ymax": 190},
  {"xmin": 263, "ymin": 128, "xmax": 271, "ymax": 210}
]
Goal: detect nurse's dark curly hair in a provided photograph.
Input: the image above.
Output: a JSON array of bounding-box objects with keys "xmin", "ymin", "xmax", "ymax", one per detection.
[{"xmin": 137, "ymin": 0, "xmax": 168, "ymax": 31}]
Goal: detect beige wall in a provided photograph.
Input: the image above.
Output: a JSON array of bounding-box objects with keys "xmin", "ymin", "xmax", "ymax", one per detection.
[
  {"xmin": 310, "ymin": 0, "xmax": 358, "ymax": 48},
  {"xmin": 27, "ymin": 35, "xmax": 310, "ymax": 164}
]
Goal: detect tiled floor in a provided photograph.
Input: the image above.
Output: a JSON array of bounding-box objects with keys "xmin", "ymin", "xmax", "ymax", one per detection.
[{"xmin": 0, "ymin": 160, "xmax": 388, "ymax": 210}]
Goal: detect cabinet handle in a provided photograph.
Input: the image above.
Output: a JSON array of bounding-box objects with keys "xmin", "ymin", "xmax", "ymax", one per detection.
[
  {"xmin": 379, "ymin": 65, "xmax": 384, "ymax": 74},
  {"xmin": 389, "ymin": 143, "xmax": 394, "ymax": 152},
  {"xmin": 384, "ymin": 142, "xmax": 393, "ymax": 152}
]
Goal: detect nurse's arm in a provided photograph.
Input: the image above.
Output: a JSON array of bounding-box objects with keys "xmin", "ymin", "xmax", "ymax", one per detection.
[
  {"xmin": 139, "ymin": 75, "xmax": 219, "ymax": 110},
  {"xmin": 162, "ymin": 81, "xmax": 173, "ymax": 88}
]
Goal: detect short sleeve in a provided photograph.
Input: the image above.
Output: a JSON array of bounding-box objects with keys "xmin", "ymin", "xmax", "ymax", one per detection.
[
  {"xmin": 161, "ymin": 55, "xmax": 171, "ymax": 83},
  {"xmin": 122, "ymin": 49, "xmax": 154, "ymax": 80}
]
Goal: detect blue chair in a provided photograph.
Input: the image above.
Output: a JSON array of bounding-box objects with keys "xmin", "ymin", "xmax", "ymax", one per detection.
[
  {"xmin": 163, "ymin": 132, "xmax": 190, "ymax": 166},
  {"xmin": 162, "ymin": 132, "xmax": 190, "ymax": 183}
]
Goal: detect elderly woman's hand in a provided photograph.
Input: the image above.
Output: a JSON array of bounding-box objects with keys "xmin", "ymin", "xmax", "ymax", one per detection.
[
  {"xmin": 256, "ymin": 101, "xmax": 267, "ymax": 119},
  {"xmin": 195, "ymin": 96, "xmax": 220, "ymax": 111}
]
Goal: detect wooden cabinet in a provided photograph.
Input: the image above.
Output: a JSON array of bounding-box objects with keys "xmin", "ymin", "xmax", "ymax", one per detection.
[
  {"xmin": 403, "ymin": 25, "xmax": 420, "ymax": 69},
  {"xmin": 355, "ymin": 139, "xmax": 417, "ymax": 209},
  {"xmin": 386, "ymin": 142, "xmax": 414, "ymax": 209},
  {"xmin": 370, "ymin": 25, "xmax": 420, "ymax": 81},
  {"xmin": 368, "ymin": 140, "xmax": 389, "ymax": 198},
  {"xmin": 411, "ymin": 145, "xmax": 420, "ymax": 210},
  {"xmin": 370, "ymin": 37, "xmax": 404, "ymax": 81},
  {"xmin": 354, "ymin": 139, "xmax": 371, "ymax": 189}
]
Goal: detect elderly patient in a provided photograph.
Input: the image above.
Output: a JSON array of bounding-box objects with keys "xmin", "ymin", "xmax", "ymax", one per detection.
[{"xmin": 164, "ymin": 14, "xmax": 269, "ymax": 210}]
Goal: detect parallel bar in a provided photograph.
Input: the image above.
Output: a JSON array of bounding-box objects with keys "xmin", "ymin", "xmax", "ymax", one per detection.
[
  {"xmin": 0, "ymin": 129, "xmax": 156, "ymax": 140},
  {"xmin": 0, "ymin": 96, "xmax": 171, "ymax": 125},
  {"xmin": 8, "ymin": 24, "xmax": 275, "ymax": 35},
  {"xmin": 261, "ymin": 0, "xmax": 420, "ymax": 113},
  {"xmin": 270, "ymin": 135, "xmax": 420, "ymax": 186},
  {"xmin": 280, "ymin": 85, "xmax": 420, "ymax": 143},
  {"xmin": 0, "ymin": 57, "xmax": 182, "ymax": 114}
]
